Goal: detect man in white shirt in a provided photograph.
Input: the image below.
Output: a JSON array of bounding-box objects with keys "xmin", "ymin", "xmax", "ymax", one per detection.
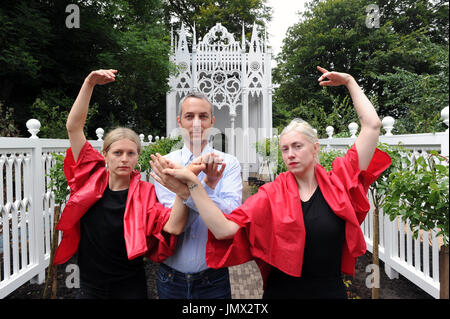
[{"xmin": 154, "ymin": 91, "xmax": 242, "ymax": 299}]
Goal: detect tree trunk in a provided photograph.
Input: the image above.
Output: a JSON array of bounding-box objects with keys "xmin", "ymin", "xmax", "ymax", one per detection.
[
  {"xmin": 440, "ymin": 245, "xmax": 449, "ymax": 299},
  {"xmin": 372, "ymin": 206, "xmax": 380, "ymax": 299},
  {"xmin": 42, "ymin": 205, "xmax": 61, "ymax": 299}
]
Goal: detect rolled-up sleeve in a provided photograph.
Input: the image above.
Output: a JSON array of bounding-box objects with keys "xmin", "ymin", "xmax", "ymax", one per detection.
[{"xmin": 184, "ymin": 155, "xmax": 243, "ymax": 214}]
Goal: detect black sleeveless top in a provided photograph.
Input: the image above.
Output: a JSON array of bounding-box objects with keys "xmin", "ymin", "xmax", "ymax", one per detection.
[
  {"xmin": 263, "ymin": 186, "xmax": 347, "ymax": 299},
  {"xmin": 78, "ymin": 186, "xmax": 144, "ymax": 286}
]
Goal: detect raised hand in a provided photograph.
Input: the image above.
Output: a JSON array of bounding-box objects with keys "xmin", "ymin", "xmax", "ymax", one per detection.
[
  {"xmin": 199, "ymin": 153, "xmax": 226, "ymax": 189},
  {"xmin": 86, "ymin": 69, "xmax": 118, "ymax": 86},
  {"xmin": 67, "ymin": 69, "xmax": 117, "ymax": 162},
  {"xmin": 317, "ymin": 66, "xmax": 382, "ymax": 171},
  {"xmin": 317, "ymin": 66, "xmax": 353, "ymax": 87}
]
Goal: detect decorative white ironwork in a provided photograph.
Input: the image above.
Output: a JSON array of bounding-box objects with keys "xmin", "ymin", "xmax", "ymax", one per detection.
[{"xmin": 167, "ymin": 23, "xmax": 273, "ymax": 180}]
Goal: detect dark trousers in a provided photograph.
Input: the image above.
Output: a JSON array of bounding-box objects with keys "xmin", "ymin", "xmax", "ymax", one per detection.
[
  {"xmin": 77, "ymin": 271, "xmax": 148, "ymax": 299},
  {"xmin": 156, "ymin": 263, "xmax": 231, "ymax": 299}
]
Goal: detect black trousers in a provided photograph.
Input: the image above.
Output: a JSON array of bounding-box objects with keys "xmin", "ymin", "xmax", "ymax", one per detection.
[
  {"xmin": 77, "ymin": 270, "xmax": 147, "ymax": 299},
  {"xmin": 263, "ymin": 272, "xmax": 347, "ymax": 299}
]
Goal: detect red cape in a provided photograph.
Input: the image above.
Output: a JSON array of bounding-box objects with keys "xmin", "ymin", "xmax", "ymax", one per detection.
[
  {"xmin": 53, "ymin": 141, "xmax": 177, "ymax": 265},
  {"xmin": 206, "ymin": 144, "xmax": 391, "ymax": 289}
]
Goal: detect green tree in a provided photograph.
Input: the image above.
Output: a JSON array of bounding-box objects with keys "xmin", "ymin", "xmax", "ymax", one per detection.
[
  {"xmin": 0, "ymin": 101, "xmax": 20, "ymax": 136},
  {"xmin": 138, "ymin": 136, "xmax": 183, "ymax": 175},
  {"xmin": 273, "ymin": 0, "xmax": 449, "ymax": 135},
  {"xmin": 163, "ymin": 0, "xmax": 272, "ymax": 45},
  {"xmin": 1, "ymin": 0, "xmax": 173, "ymax": 137},
  {"xmin": 384, "ymin": 151, "xmax": 449, "ymax": 245},
  {"xmin": 377, "ymin": 40, "xmax": 449, "ymax": 134},
  {"xmin": 42, "ymin": 153, "xmax": 70, "ymax": 299}
]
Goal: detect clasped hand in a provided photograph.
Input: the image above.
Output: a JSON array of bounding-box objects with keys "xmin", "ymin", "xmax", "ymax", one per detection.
[{"xmin": 150, "ymin": 152, "xmax": 225, "ymax": 198}]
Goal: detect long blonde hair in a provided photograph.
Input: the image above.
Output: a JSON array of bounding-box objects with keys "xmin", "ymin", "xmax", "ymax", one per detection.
[{"xmin": 102, "ymin": 127, "xmax": 141, "ymax": 155}]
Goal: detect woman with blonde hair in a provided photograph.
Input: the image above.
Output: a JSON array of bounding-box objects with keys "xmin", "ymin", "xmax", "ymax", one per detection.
[
  {"xmin": 53, "ymin": 69, "xmax": 197, "ymax": 299},
  {"xmin": 151, "ymin": 66, "xmax": 392, "ymax": 299}
]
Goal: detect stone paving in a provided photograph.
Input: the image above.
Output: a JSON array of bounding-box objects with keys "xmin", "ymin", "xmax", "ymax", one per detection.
[
  {"xmin": 226, "ymin": 182, "xmax": 264, "ymax": 299},
  {"xmin": 229, "ymin": 259, "xmax": 263, "ymax": 299}
]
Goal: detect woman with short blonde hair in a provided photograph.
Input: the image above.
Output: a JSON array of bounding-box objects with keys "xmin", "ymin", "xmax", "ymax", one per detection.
[
  {"xmin": 154, "ymin": 66, "xmax": 392, "ymax": 299},
  {"xmin": 53, "ymin": 69, "xmax": 199, "ymax": 299}
]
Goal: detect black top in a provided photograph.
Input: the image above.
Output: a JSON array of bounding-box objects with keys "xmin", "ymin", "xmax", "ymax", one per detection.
[
  {"xmin": 78, "ymin": 186, "xmax": 144, "ymax": 286},
  {"xmin": 263, "ymin": 186, "xmax": 347, "ymax": 299}
]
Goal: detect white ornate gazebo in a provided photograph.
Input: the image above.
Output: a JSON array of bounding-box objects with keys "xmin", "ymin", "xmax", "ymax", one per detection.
[{"xmin": 166, "ymin": 23, "xmax": 273, "ymax": 180}]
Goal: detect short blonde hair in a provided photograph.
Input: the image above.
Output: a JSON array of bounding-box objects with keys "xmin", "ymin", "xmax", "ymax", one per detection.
[
  {"xmin": 280, "ymin": 118, "xmax": 318, "ymax": 144},
  {"xmin": 103, "ymin": 127, "xmax": 141, "ymax": 154},
  {"xmin": 280, "ymin": 118, "xmax": 319, "ymax": 164}
]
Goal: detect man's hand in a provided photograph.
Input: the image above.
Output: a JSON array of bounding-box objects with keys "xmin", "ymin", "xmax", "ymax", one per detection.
[{"xmin": 198, "ymin": 152, "xmax": 226, "ymax": 190}]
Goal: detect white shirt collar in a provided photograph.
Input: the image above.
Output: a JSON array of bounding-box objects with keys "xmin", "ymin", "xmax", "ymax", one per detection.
[{"xmin": 181, "ymin": 143, "xmax": 214, "ymax": 165}]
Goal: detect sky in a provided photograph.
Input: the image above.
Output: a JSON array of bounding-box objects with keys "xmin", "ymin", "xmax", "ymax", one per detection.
[{"xmin": 266, "ymin": 0, "xmax": 309, "ymax": 59}]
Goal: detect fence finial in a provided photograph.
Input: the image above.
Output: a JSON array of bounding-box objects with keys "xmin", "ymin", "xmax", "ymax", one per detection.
[
  {"xmin": 382, "ymin": 116, "xmax": 395, "ymax": 136},
  {"xmin": 95, "ymin": 128, "xmax": 104, "ymax": 141},
  {"xmin": 139, "ymin": 134, "xmax": 145, "ymax": 143},
  {"xmin": 326, "ymin": 126, "xmax": 334, "ymax": 139},
  {"xmin": 26, "ymin": 119, "xmax": 41, "ymax": 139},
  {"xmin": 441, "ymin": 106, "xmax": 449, "ymax": 133},
  {"xmin": 148, "ymin": 135, "xmax": 153, "ymax": 143},
  {"xmin": 348, "ymin": 122, "xmax": 358, "ymax": 138}
]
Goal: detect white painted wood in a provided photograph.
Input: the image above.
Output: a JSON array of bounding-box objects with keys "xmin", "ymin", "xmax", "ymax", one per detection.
[{"xmin": 167, "ymin": 23, "xmax": 273, "ymax": 177}]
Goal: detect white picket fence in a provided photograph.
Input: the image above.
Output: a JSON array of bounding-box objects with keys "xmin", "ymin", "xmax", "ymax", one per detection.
[
  {"xmin": 0, "ymin": 106, "xmax": 449, "ymax": 298},
  {"xmin": 318, "ymin": 108, "xmax": 449, "ymax": 299},
  {"xmin": 0, "ymin": 121, "xmax": 154, "ymax": 299}
]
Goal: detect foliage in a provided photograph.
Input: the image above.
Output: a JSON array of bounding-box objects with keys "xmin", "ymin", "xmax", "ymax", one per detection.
[
  {"xmin": 255, "ymin": 137, "xmax": 348, "ymax": 177},
  {"xmin": 31, "ymin": 93, "xmax": 99, "ymax": 138},
  {"xmin": 163, "ymin": 0, "xmax": 271, "ymax": 45},
  {"xmin": 255, "ymin": 136, "xmax": 278, "ymax": 159},
  {"xmin": 1, "ymin": 0, "xmax": 173, "ymax": 137},
  {"xmin": 43, "ymin": 152, "xmax": 70, "ymax": 299},
  {"xmin": 138, "ymin": 136, "xmax": 183, "ymax": 173},
  {"xmin": 319, "ymin": 147, "xmax": 346, "ymax": 172},
  {"xmin": 376, "ymin": 42, "xmax": 449, "ymax": 134},
  {"xmin": 0, "ymin": 101, "xmax": 20, "ymax": 136},
  {"xmin": 343, "ymin": 277, "xmax": 362, "ymax": 299},
  {"xmin": 255, "ymin": 137, "xmax": 285, "ymax": 178},
  {"xmin": 368, "ymin": 143, "xmax": 410, "ymax": 208},
  {"xmin": 47, "ymin": 153, "xmax": 70, "ymax": 206},
  {"xmin": 273, "ymin": 0, "xmax": 449, "ymax": 134},
  {"xmin": 273, "ymin": 89, "xmax": 359, "ymax": 138},
  {"xmin": 383, "ymin": 151, "xmax": 449, "ymax": 245}
]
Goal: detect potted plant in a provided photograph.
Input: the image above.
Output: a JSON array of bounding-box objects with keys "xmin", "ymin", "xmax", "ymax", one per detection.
[
  {"xmin": 138, "ymin": 136, "xmax": 182, "ymax": 179},
  {"xmin": 43, "ymin": 153, "xmax": 70, "ymax": 299}
]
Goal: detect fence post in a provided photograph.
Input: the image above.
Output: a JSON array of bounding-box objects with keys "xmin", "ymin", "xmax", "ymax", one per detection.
[
  {"xmin": 348, "ymin": 122, "xmax": 358, "ymax": 138},
  {"xmin": 382, "ymin": 116, "xmax": 395, "ymax": 136},
  {"xmin": 27, "ymin": 121, "xmax": 46, "ymax": 284},
  {"xmin": 440, "ymin": 106, "xmax": 449, "ymax": 156},
  {"xmin": 95, "ymin": 128, "xmax": 104, "ymax": 141}
]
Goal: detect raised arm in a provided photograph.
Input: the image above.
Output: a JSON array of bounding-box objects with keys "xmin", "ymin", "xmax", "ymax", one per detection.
[
  {"xmin": 66, "ymin": 69, "xmax": 117, "ymax": 162},
  {"xmin": 317, "ymin": 66, "xmax": 382, "ymax": 170}
]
